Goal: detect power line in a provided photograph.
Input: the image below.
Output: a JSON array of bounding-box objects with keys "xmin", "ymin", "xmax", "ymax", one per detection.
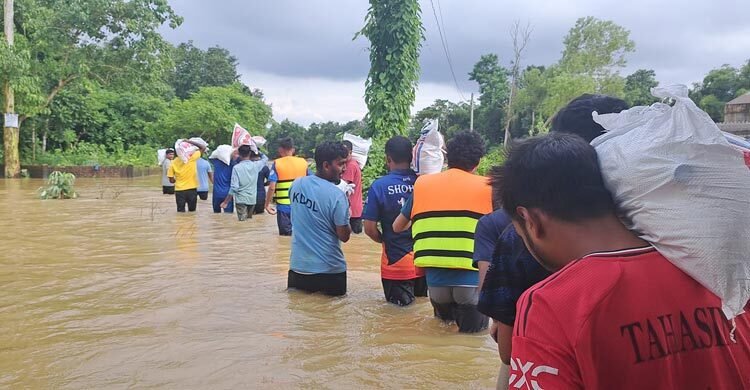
[{"xmin": 428, "ymin": 0, "xmax": 465, "ymax": 102}]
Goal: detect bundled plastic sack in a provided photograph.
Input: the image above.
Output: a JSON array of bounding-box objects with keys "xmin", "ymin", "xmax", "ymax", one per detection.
[
  {"xmin": 231, "ymin": 123, "xmax": 258, "ymax": 153},
  {"xmin": 174, "ymin": 139, "xmax": 198, "ymax": 163},
  {"xmin": 412, "ymin": 119, "xmax": 445, "ymax": 175},
  {"xmin": 343, "ymin": 133, "xmax": 372, "ymax": 169},
  {"xmin": 591, "ymin": 84, "xmax": 750, "ymax": 318},
  {"xmin": 209, "ymin": 145, "xmax": 233, "ymax": 165},
  {"xmin": 252, "ymin": 136, "xmax": 267, "ymax": 148},
  {"xmin": 157, "ymin": 149, "xmax": 167, "ymax": 166}
]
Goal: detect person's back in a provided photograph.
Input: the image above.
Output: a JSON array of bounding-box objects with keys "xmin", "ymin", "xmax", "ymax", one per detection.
[
  {"xmin": 196, "ymin": 158, "xmax": 212, "ymax": 200},
  {"xmin": 229, "ymin": 154, "xmax": 264, "ymax": 220},
  {"xmin": 211, "ymin": 158, "xmax": 234, "ymax": 213},
  {"xmin": 514, "ymin": 247, "xmax": 750, "ymax": 389},
  {"xmin": 342, "ymin": 140, "xmax": 364, "ymax": 234},
  {"xmin": 161, "ymin": 149, "xmax": 175, "ymax": 195},
  {"xmin": 167, "ymin": 150, "xmax": 202, "ymax": 212},
  {"xmin": 255, "ymin": 164, "xmax": 270, "ymax": 214},
  {"xmin": 266, "ymin": 137, "xmax": 310, "ymax": 236}
]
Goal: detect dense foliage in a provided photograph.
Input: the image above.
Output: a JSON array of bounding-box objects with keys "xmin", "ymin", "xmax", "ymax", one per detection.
[{"xmin": 38, "ymin": 171, "xmax": 77, "ymax": 199}]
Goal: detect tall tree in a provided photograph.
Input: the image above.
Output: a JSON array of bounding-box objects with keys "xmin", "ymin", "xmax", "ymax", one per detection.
[
  {"xmin": 357, "ymin": 0, "xmax": 423, "ymax": 138},
  {"xmin": 170, "ymin": 41, "xmax": 240, "ymax": 99},
  {"xmin": 0, "ymin": 0, "xmax": 181, "ymax": 176},
  {"xmin": 412, "ymin": 99, "xmax": 470, "ymax": 140},
  {"xmin": 624, "ymin": 69, "xmax": 659, "ymax": 106},
  {"xmin": 469, "ymin": 54, "xmax": 509, "ymax": 144}
]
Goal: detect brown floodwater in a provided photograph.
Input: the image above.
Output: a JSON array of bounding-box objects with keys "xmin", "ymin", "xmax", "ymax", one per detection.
[{"xmin": 0, "ymin": 177, "xmax": 499, "ymax": 389}]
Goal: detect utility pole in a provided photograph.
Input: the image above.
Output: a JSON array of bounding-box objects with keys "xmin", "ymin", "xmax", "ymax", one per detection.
[
  {"xmin": 469, "ymin": 93, "xmax": 474, "ymax": 131},
  {"xmin": 3, "ymin": 0, "xmax": 19, "ymax": 178}
]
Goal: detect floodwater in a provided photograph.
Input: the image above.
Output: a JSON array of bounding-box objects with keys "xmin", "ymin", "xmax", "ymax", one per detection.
[{"xmin": 0, "ymin": 177, "xmax": 499, "ymax": 389}]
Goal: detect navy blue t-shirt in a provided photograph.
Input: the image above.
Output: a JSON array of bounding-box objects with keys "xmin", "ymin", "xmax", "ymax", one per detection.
[
  {"xmin": 211, "ymin": 158, "xmax": 235, "ymax": 196},
  {"xmin": 476, "ymin": 210, "xmax": 552, "ymax": 325},
  {"xmin": 363, "ymin": 169, "xmax": 417, "ymax": 266},
  {"xmin": 256, "ymin": 165, "xmax": 270, "ymax": 203}
]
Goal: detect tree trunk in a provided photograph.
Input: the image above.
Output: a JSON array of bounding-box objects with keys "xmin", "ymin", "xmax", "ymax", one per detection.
[
  {"xmin": 530, "ymin": 110, "xmax": 535, "ymax": 135},
  {"xmin": 3, "ymin": 0, "xmax": 19, "ymax": 178},
  {"xmin": 42, "ymin": 131, "xmax": 47, "ymax": 153}
]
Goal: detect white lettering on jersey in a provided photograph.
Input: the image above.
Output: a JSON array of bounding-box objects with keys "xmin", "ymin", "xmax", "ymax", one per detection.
[{"xmin": 509, "ymin": 358, "xmax": 559, "ymax": 390}]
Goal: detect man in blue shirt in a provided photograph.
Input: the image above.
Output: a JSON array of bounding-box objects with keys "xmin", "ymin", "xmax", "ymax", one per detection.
[
  {"xmin": 288, "ymin": 141, "xmax": 352, "ymax": 296},
  {"xmin": 363, "ymin": 136, "xmax": 426, "ymax": 306},
  {"xmin": 196, "ymin": 157, "xmax": 213, "ymax": 200},
  {"xmin": 210, "ymin": 154, "xmax": 236, "ymax": 213},
  {"xmin": 254, "ymin": 164, "xmax": 270, "ymax": 215}
]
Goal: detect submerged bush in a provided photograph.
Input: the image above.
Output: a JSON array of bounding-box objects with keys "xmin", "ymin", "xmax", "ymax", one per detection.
[{"xmin": 39, "ymin": 171, "xmax": 78, "ymax": 199}]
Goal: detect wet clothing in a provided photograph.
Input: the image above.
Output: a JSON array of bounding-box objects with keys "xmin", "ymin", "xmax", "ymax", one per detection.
[
  {"xmin": 197, "ymin": 191, "xmax": 208, "ymax": 200},
  {"xmin": 511, "ymin": 247, "xmax": 750, "ymax": 389},
  {"xmin": 167, "ymin": 151, "xmax": 201, "ymax": 192},
  {"xmin": 161, "ymin": 159, "xmax": 174, "ymax": 187},
  {"xmin": 288, "ymin": 270, "xmax": 347, "ymax": 296},
  {"xmin": 230, "ymin": 159, "xmax": 265, "ymax": 206},
  {"xmin": 341, "ymin": 158, "xmax": 363, "ymax": 218},
  {"xmin": 197, "ymin": 158, "xmax": 213, "ymax": 192},
  {"xmin": 277, "ymin": 210, "xmax": 292, "ymax": 236},
  {"xmin": 429, "ymin": 286, "xmax": 488, "ymax": 333},
  {"xmin": 256, "ymin": 165, "xmax": 270, "ymax": 213},
  {"xmin": 235, "ymin": 203, "xmax": 255, "ymax": 221},
  {"xmin": 211, "ymin": 158, "xmax": 235, "ymax": 213},
  {"xmin": 269, "ymin": 156, "xmax": 310, "ymax": 214},
  {"xmin": 477, "ymin": 219, "xmax": 551, "ymax": 325},
  {"xmin": 289, "ymin": 175, "xmax": 350, "ymax": 275},
  {"xmin": 175, "ymin": 189, "xmax": 198, "ymax": 212},
  {"xmin": 382, "ymin": 276, "xmax": 427, "ymax": 306},
  {"xmin": 363, "ymin": 169, "xmax": 421, "ymax": 281},
  {"xmin": 162, "ymin": 186, "xmax": 174, "ymax": 195}
]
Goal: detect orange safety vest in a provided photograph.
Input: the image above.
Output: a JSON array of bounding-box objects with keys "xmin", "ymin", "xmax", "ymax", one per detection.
[
  {"xmin": 411, "ymin": 169, "xmax": 493, "ymax": 270},
  {"xmin": 273, "ymin": 156, "xmax": 309, "ymax": 205}
]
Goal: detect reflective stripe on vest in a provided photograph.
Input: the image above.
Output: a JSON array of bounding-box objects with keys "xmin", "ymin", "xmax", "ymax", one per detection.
[
  {"xmin": 410, "ymin": 169, "xmax": 493, "ymax": 270},
  {"xmin": 274, "ymin": 156, "xmax": 308, "ymax": 205},
  {"xmin": 412, "ymin": 210, "xmax": 484, "ymax": 270}
]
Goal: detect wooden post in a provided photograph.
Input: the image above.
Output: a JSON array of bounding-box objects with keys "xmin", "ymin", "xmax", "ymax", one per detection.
[{"xmin": 3, "ymin": 0, "xmax": 19, "ymax": 178}]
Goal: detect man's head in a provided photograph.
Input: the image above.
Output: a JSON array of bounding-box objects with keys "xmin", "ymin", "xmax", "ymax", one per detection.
[
  {"xmin": 446, "ymin": 131, "xmax": 485, "ymax": 171},
  {"xmin": 238, "ymin": 145, "xmax": 252, "ymax": 159},
  {"xmin": 492, "ymin": 133, "xmax": 617, "ymax": 270},
  {"xmin": 278, "ymin": 137, "xmax": 295, "ymax": 157},
  {"xmin": 384, "ymin": 136, "xmax": 412, "ymax": 170},
  {"xmin": 342, "ymin": 140, "xmax": 354, "ymax": 160},
  {"xmin": 165, "ymin": 148, "xmax": 176, "ymax": 160},
  {"xmin": 314, "ymin": 141, "xmax": 349, "ymax": 182},
  {"xmin": 550, "ymin": 94, "xmax": 629, "ymax": 142}
]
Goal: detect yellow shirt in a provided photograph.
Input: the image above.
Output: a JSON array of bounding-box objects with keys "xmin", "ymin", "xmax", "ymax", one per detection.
[{"xmin": 167, "ymin": 151, "xmax": 201, "ymax": 191}]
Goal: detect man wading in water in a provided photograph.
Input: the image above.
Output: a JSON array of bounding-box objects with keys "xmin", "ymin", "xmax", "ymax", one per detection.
[{"xmin": 287, "ymin": 141, "xmax": 352, "ymax": 296}]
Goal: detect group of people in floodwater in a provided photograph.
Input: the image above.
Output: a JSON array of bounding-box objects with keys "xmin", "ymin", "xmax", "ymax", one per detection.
[{"xmin": 159, "ymin": 94, "xmax": 750, "ymax": 389}]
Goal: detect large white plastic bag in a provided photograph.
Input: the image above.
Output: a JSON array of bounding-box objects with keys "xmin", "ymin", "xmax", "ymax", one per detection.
[
  {"xmin": 343, "ymin": 133, "xmax": 372, "ymax": 169},
  {"xmin": 412, "ymin": 119, "xmax": 445, "ymax": 175},
  {"xmin": 174, "ymin": 139, "xmax": 199, "ymax": 163},
  {"xmin": 209, "ymin": 144, "xmax": 233, "ymax": 165},
  {"xmin": 592, "ymin": 84, "xmax": 750, "ymax": 318},
  {"xmin": 157, "ymin": 149, "xmax": 167, "ymax": 166},
  {"xmin": 231, "ymin": 123, "xmax": 258, "ymax": 153}
]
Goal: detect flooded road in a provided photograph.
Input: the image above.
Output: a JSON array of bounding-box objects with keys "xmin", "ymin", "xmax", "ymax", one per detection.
[{"xmin": 0, "ymin": 177, "xmax": 498, "ymax": 389}]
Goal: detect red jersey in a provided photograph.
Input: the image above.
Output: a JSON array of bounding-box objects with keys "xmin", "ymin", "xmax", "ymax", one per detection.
[
  {"xmin": 342, "ymin": 158, "xmax": 363, "ymax": 218},
  {"xmin": 511, "ymin": 247, "xmax": 750, "ymax": 389}
]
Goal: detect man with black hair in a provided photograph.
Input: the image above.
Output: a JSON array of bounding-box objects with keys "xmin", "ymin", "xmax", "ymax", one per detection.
[
  {"xmin": 266, "ymin": 137, "xmax": 311, "ymax": 235},
  {"xmin": 393, "ymin": 130, "xmax": 492, "ymax": 333},
  {"xmin": 220, "ymin": 145, "xmax": 265, "ymax": 221},
  {"xmin": 341, "ymin": 140, "xmax": 364, "ymax": 234},
  {"xmin": 363, "ymin": 136, "xmax": 426, "ymax": 306},
  {"xmin": 497, "ymin": 132, "xmax": 750, "ymax": 389},
  {"xmin": 477, "ymin": 93, "xmax": 629, "ymax": 388},
  {"xmin": 167, "ymin": 140, "xmax": 206, "ymax": 212},
  {"xmin": 287, "ymin": 141, "xmax": 352, "ymax": 296},
  {"xmin": 161, "ymin": 148, "xmax": 176, "ymax": 195}
]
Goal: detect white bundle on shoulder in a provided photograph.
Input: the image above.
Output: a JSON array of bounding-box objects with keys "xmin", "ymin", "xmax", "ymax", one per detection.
[
  {"xmin": 343, "ymin": 133, "xmax": 372, "ymax": 169},
  {"xmin": 412, "ymin": 119, "xmax": 445, "ymax": 175},
  {"xmin": 209, "ymin": 145, "xmax": 233, "ymax": 165},
  {"xmin": 592, "ymin": 84, "xmax": 750, "ymax": 318}
]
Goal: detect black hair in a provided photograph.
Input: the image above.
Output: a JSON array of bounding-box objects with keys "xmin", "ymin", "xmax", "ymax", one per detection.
[
  {"xmin": 493, "ymin": 132, "xmax": 615, "ymax": 221},
  {"xmin": 314, "ymin": 141, "xmax": 348, "ymax": 170},
  {"xmin": 238, "ymin": 144, "xmax": 252, "ymax": 158},
  {"xmin": 446, "ymin": 131, "xmax": 485, "ymax": 171},
  {"xmin": 342, "ymin": 140, "xmax": 353, "ymax": 152},
  {"xmin": 279, "ymin": 137, "xmax": 295, "ymax": 150},
  {"xmin": 384, "ymin": 136, "xmax": 413, "ymax": 164},
  {"xmin": 550, "ymin": 94, "xmax": 629, "ymax": 142},
  {"xmin": 165, "ymin": 148, "xmax": 175, "ymax": 154}
]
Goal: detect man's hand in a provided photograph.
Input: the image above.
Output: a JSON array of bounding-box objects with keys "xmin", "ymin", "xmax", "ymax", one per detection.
[
  {"xmin": 220, "ymin": 201, "xmax": 229, "ymax": 209},
  {"xmin": 266, "ymin": 205, "xmax": 277, "ymax": 215}
]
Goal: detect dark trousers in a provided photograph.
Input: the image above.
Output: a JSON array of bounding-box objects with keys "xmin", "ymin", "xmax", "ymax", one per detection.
[
  {"xmin": 162, "ymin": 186, "xmax": 175, "ymax": 195},
  {"xmin": 382, "ymin": 276, "xmax": 427, "ymax": 306},
  {"xmin": 429, "ymin": 286, "xmax": 489, "ymax": 333},
  {"xmin": 277, "ymin": 209, "xmax": 292, "ymax": 236},
  {"xmin": 212, "ymin": 192, "xmax": 233, "ymax": 213},
  {"xmin": 236, "ymin": 204, "xmax": 255, "ymax": 221},
  {"xmin": 254, "ymin": 197, "xmax": 266, "ymax": 214},
  {"xmin": 175, "ymin": 189, "xmax": 198, "ymax": 212},
  {"xmin": 350, "ymin": 217, "xmax": 363, "ymax": 234},
  {"xmin": 288, "ymin": 270, "xmax": 347, "ymax": 296},
  {"xmin": 197, "ymin": 191, "xmax": 209, "ymax": 200}
]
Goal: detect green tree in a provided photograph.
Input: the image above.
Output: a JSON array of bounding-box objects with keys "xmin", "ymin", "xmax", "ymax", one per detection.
[
  {"xmin": 512, "ymin": 65, "xmax": 548, "ymax": 136},
  {"xmin": 469, "ymin": 54, "xmax": 510, "ymax": 144},
  {"xmin": 412, "ymin": 99, "xmax": 470, "ymax": 140},
  {"xmin": 357, "ymin": 0, "xmax": 423, "ymax": 138},
  {"xmin": 156, "ymin": 83, "xmax": 271, "ymax": 147},
  {"xmin": 170, "ymin": 41, "xmax": 241, "ymax": 99},
  {"xmin": 266, "ymin": 119, "xmax": 309, "ymax": 158},
  {"xmin": 624, "ymin": 69, "xmax": 659, "ymax": 106},
  {"xmin": 560, "ymin": 16, "xmax": 635, "ymax": 78}
]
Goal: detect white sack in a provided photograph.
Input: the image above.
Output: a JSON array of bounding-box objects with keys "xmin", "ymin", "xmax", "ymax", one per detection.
[
  {"xmin": 252, "ymin": 136, "xmax": 267, "ymax": 148},
  {"xmin": 174, "ymin": 139, "xmax": 199, "ymax": 163},
  {"xmin": 412, "ymin": 119, "xmax": 445, "ymax": 175},
  {"xmin": 231, "ymin": 123, "xmax": 258, "ymax": 153},
  {"xmin": 209, "ymin": 144, "xmax": 233, "ymax": 166},
  {"xmin": 157, "ymin": 149, "xmax": 167, "ymax": 166},
  {"xmin": 592, "ymin": 84, "xmax": 750, "ymax": 318},
  {"xmin": 343, "ymin": 133, "xmax": 372, "ymax": 169}
]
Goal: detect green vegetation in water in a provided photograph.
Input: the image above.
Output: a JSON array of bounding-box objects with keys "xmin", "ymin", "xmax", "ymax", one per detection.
[{"xmin": 39, "ymin": 171, "xmax": 78, "ymax": 200}]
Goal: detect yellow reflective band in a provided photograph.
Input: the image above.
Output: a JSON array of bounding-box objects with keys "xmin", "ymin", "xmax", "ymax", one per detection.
[
  {"xmin": 413, "ymin": 256, "xmax": 476, "ymax": 270},
  {"xmin": 276, "ymin": 181, "xmax": 293, "ymax": 190},
  {"xmin": 411, "ymin": 216, "xmax": 478, "ymax": 236},
  {"xmin": 414, "ymin": 236, "xmax": 475, "ymax": 253}
]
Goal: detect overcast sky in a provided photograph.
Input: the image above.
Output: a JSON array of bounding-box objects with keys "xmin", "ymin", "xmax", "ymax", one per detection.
[{"xmin": 161, "ymin": 0, "xmax": 750, "ymax": 126}]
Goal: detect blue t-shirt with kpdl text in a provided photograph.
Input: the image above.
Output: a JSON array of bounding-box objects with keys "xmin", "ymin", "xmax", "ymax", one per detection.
[
  {"xmin": 363, "ymin": 169, "xmax": 417, "ymax": 265},
  {"xmin": 289, "ymin": 175, "xmax": 351, "ymax": 274}
]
